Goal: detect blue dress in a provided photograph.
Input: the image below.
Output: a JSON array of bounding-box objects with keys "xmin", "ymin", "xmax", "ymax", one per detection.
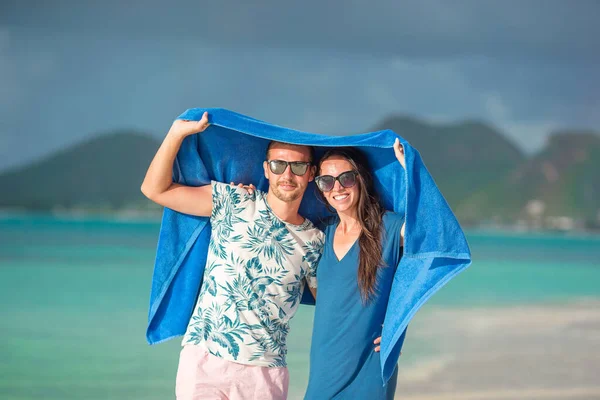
[{"xmin": 305, "ymin": 212, "xmax": 405, "ymax": 400}]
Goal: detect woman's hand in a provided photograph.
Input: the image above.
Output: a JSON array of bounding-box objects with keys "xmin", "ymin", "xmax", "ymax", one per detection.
[
  {"xmin": 393, "ymin": 138, "xmax": 406, "ymax": 170},
  {"xmin": 231, "ymin": 182, "xmax": 256, "ymax": 195}
]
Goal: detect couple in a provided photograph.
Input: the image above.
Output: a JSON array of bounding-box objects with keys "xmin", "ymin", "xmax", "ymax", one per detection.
[{"xmin": 142, "ymin": 111, "xmax": 407, "ymax": 399}]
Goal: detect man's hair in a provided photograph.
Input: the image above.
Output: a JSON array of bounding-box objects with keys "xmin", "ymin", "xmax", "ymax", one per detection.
[{"xmin": 266, "ymin": 141, "xmax": 315, "ymax": 163}]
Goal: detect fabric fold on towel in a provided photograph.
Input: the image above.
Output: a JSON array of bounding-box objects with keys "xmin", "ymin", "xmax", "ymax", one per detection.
[{"xmin": 146, "ymin": 108, "xmax": 472, "ymax": 383}]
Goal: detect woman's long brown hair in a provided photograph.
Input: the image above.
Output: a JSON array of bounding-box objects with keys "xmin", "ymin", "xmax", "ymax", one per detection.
[{"xmin": 317, "ymin": 148, "xmax": 386, "ymax": 303}]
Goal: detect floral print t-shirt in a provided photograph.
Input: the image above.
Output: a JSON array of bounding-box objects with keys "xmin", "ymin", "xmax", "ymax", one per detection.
[{"xmin": 182, "ymin": 182, "xmax": 324, "ymax": 367}]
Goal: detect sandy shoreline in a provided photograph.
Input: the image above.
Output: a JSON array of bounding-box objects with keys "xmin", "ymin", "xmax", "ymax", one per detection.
[{"xmin": 395, "ymin": 299, "xmax": 600, "ymax": 400}]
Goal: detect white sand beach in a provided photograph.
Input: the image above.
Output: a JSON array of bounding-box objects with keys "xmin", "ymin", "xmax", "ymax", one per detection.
[{"xmin": 395, "ymin": 299, "xmax": 600, "ymax": 400}]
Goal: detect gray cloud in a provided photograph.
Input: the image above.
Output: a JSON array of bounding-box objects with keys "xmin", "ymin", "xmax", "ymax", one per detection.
[
  {"xmin": 4, "ymin": 0, "xmax": 599, "ymax": 62},
  {"xmin": 0, "ymin": 2, "xmax": 598, "ymax": 170}
]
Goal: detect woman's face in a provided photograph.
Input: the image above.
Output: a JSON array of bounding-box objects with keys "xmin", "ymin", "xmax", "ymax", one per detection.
[{"xmin": 318, "ymin": 156, "xmax": 360, "ymax": 215}]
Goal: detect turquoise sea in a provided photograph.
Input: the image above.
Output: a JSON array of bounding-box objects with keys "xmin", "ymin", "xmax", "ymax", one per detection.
[{"xmin": 1, "ymin": 215, "xmax": 599, "ymax": 400}]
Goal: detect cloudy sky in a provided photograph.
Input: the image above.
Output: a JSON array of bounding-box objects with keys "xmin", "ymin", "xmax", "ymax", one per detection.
[{"xmin": 1, "ymin": 0, "xmax": 598, "ymax": 170}]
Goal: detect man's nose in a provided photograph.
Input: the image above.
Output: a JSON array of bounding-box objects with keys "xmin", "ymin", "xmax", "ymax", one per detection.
[{"xmin": 281, "ymin": 165, "xmax": 294, "ymax": 178}]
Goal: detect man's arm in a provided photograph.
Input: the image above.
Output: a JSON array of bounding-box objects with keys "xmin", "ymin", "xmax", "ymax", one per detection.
[
  {"xmin": 140, "ymin": 112, "xmax": 213, "ymax": 217},
  {"xmin": 307, "ymin": 282, "xmax": 317, "ymax": 300}
]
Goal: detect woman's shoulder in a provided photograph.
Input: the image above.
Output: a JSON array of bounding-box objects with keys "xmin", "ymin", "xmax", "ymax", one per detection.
[
  {"xmin": 382, "ymin": 210, "xmax": 405, "ymax": 226},
  {"xmin": 382, "ymin": 211, "xmax": 405, "ymax": 236}
]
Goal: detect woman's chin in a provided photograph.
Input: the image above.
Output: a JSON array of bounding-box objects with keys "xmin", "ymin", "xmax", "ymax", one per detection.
[{"xmin": 329, "ymin": 203, "xmax": 356, "ymax": 215}]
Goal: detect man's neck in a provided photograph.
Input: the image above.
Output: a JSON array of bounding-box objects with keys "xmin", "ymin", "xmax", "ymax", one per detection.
[{"xmin": 266, "ymin": 191, "xmax": 304, "ymax": 225}]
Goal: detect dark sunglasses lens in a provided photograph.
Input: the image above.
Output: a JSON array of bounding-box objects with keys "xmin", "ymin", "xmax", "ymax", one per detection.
[
  {"xmin": 316, "ymin": 176, "xmax": 335, "ymax": 192},
  {"xmin": 269, "ymin": 160, "xmax": 287, "ymax": 174},
  {"xmin": 290, "ymin": 163, "xmax": 309, "ymax": 176},
  {"xmin": 339, "ymin": 172, "xmax": 357, "ymax": 188}
]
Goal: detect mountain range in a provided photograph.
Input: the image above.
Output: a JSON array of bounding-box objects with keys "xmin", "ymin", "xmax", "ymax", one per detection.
[{"xmin": 1, "ymin": 117, "xmax": 598, "ymax": 228}]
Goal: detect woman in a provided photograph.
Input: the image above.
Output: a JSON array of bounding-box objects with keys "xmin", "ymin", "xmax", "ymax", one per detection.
[{"xmin": 303, "ymin": 140, "xmax": 405, "ymax": 400}]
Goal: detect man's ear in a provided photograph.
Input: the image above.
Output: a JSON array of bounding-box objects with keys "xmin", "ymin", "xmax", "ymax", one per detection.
[
  {"xmin": 263, "ymin": 161, "xmax": 269, "ymax": 180},
  {"xmin": 308, "ymin": 165, "xmax": 317, "ymax": 182}
]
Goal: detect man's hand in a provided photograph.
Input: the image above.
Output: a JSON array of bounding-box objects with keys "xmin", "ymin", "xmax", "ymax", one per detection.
[
  {"xmin": 373, "ymin": 336, "xmax": 402, "ymax": 356},
  {"xmin": 232, "ymin": 182, "xmax": 256, "ymax": 195},
  {"xmin": 168, "ymin": 111, "xmax": 210, "ymax": 139},
  {"xmin": 374, "ymin": 336, "xmax": 381, "ymax": 352},
  {"xmin": 393, "ymin": 138, "xmax": 406, "ymax": 170}
]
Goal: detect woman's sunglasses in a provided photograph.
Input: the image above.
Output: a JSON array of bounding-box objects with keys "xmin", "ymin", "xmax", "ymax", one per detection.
[
  {"xmin": 315, "ymin": 170, "xmax": 359, "ymax": 192},
  {"xmin": 267, "ymin": 160, "xmax": 311, "ymax": 176}
]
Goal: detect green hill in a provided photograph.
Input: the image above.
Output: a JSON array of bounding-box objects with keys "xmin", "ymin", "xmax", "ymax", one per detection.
[
  {"xmin": 0, "ymin": 131, "xmax": 161, "ymax": 210},
  {"xmin": 457, "ymin": 131, "xmax": 600, "ymax": 223},
  {"xmin": 373, "ymin": 116, "xmax": 525, "ymax": 210},
  {"xmin": 1, "ymin": 119, "xmax": 597, "ymax": 228}
]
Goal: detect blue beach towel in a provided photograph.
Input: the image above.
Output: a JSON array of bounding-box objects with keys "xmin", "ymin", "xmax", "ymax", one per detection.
[{"xmin": 146, "ymin": 108, "xmax": 472, "ymax": 383}]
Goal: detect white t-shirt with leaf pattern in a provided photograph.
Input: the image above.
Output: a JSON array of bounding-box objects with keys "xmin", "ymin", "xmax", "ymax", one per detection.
[{"xmin": 182, "ymin": 182, "xmax": 324, "ymax": 367}]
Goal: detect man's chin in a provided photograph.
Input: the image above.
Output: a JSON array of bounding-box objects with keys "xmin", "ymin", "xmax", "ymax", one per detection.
[{"xmin": 274, "ymin": 188, "xmax": 303, "ymax": 203}]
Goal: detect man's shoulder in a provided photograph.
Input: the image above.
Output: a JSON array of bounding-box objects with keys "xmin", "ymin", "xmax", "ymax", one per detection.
[
  {"xmin": 308, "ymin": 215, "xmax": 337, "ymax": 234},
  {"xmin": 212, "ymin": 181, "xmax": 265, "ymax": 203},
  {"xmin": 296, "ymin": 217, "xmax": 325, "ymax": 244},
  {"xmin": 302, "ymin": 218, "xmax": 324, "ymax": 234}
]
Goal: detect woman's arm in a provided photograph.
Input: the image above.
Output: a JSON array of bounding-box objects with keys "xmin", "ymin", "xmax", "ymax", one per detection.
[{"xmin": 393, "ymin": 138, "xmax": 406, "ymax": 247}]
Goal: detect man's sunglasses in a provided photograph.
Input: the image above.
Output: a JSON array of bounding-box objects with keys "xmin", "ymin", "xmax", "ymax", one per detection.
[
  {"xmin": 315, "ymin": 171, "xmax": 359, "ymax": 192},
  {"xmin": 267, "ymin": 160, "xmax": 311, "ymax": 176}
]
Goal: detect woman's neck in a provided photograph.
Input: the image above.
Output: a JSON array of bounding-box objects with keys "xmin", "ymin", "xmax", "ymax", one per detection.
[{"xmin": 337, "ymin": 211, "xmax": 361, "ymax": 234}]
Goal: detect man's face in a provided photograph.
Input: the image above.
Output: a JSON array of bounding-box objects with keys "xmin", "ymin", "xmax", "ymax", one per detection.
[{"xmin": 264, "ymin": 144, "xmax": 315, "ymax": 203}]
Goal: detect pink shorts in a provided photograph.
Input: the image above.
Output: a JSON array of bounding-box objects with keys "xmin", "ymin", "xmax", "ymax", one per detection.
[{"xmin": 175, "ymin": 345, "xmax": 289, "ymax": 400}]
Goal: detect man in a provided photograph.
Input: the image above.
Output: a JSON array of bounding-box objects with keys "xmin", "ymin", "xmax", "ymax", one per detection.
[{"xmin": 141, "ymin": 112, "xmax": 324, "ymax": 400}]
